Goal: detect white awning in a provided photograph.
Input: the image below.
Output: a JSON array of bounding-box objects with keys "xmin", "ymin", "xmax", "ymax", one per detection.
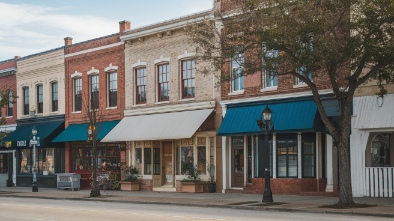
[{"xmin": 102, "ymin": 109, "xmax": 213, "ymax": 142}]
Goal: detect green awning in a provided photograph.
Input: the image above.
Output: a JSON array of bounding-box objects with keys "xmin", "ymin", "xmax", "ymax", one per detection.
[
  {"xmin": 52, "ymin": 120, "xmax": 120, "ymax": 142},
  {"xmin": 2, "ymin": 121, "xmax": 64, "ymax": 148}
]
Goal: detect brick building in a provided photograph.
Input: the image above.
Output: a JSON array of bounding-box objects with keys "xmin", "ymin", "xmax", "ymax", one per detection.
[
  {"xmin": 3, "ymin": 48, "xmax": 66, "ymax": 188},
  {"xmin": 215, "ymin": 0, "xmax": 340, "ymax": 195},
  {"xmin": 0, "ymin": 58, "xmax": 18, "ymax": 187},
  {"xmin": 52, "ymin": 21, "xmax": 129, "ymax": 187},
  {"xmin": 102, "ymin": 11, "xmax": 223, "ymax": 192}
]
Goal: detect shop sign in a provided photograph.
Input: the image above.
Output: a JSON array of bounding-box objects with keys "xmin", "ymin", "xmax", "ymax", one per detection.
[{"xmin": 17, "ymin": 140, "xmax": 27, "ymax": 147}]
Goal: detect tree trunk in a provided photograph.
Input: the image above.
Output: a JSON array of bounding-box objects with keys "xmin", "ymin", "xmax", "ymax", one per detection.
[{"xmin": 337, "ymin": 140, "xmax": 355, "ymax": 205}]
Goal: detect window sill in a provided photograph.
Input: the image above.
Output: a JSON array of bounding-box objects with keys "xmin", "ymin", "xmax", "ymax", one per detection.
[
  {"xmin": 106, "ymin": 107, "xmax": 117, "ymax": 110},
  {"xmin": 292, "ymin": 84, "xmax": 308, "ymax": 88},
  {"xmin": 21, "ymin": 115, "xmax": 29, "ymax": 118},
  {"xmin": 228, "ymin": 90, "xmax": 244, "ymax": 96},
  {"xmin": 132, "ymin": 104, "xmax": 147, "ymax": 108},
  {"xmin": 155, "ymin": 101, "xmax": 170, "ymax": 105},
  {"xmin": 5, "ymin": 116, "xmax": 13, "ymax": 119},
  {"xmin": 35, "ymin": 113, "xmax": 43, "ymax": 116},
  {"xmin": 260, "ymin": 86, "xmax": 278, "ymax": 92},
  {"xmin": 72, "ymin": 111, "xmax": 82, "ymax": 114},
  {"xmin": 179, "ymin": 98, "xmax": 195, "ymax": 102},
  {"xmin": 49, "ymin": 111, "xmax": 59, "ymax": 115}
]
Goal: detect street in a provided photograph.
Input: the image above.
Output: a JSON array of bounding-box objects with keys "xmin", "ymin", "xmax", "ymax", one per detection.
[{"xmin": 0, "ymin": 198, "xmax": 391, "ymax": 221}]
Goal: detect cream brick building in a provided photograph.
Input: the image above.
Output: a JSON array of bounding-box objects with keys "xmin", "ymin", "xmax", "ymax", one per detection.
[{"xmin": 103, "ymin": 11, "xmax": 223, "ymax": 192}]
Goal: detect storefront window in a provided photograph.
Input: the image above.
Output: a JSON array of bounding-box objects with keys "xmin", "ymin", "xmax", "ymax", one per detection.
[
  {"xmin": 277, "ymin": 140, "xmax": 298, "ymax": 178},
  {"xmin": 371, "ymin": 133, "xmax": 391, "ymax": 167},
  {"xmin": 135, "ymin": 148, "xmax": 142, "ymax": 175},
  {"xmin": 181, "ymin": 146, "xmax": 194, "ymax": 175},
  {"xmin": 197, "ymin": 137, "xmax": 206, "ymax": 175},
  {"xmin": 144, "ymin": 148, "xmax": 152, "ymax": 175},
  {"xmin": 71, "ymin": 143, "xmax": 120, "ymax": 172},
  {"xmin": 153, "ymin": 148, "xmax": 160, "ymax": 175},
  {"xmin": 209, "ymin": 137, "xmax": 215, "ymax": 181},
  {"xmin": 302, "ymin": 142, "xmax": 315, "ymax": 177},
  {"xmin": 19, "ymin": 148, "xmax": 55, "ymax": 175}
]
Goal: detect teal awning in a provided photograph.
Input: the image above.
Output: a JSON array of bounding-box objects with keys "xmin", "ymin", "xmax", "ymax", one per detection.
[
  {"xmin": 52, "ymin": 120, "xmax": 120, "ymax": 142},
  {"xmin": 2, "ymin": 121, "xmax": 64, "ymax": 148},
  {"xmin": 218, "ymin": 99, "xmax": 325, "ymax": 136}
]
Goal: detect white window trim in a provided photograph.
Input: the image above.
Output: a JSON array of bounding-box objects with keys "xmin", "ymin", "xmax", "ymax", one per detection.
[
  {"xmin": 73, "ymin": 78, "xmax": 82, "ymax": 112},
  {"xmin": 179, "ymin": 58, "xmax": 196, "ymax": 100},
  {"xmin": 72, "ymin": 111, "xmax": 82, "ymax": 114},
  {"xmin": 260, "ymin": 86, "xmax": 278, "ymax": 92},
  {"xmin": 228, "ymin": 90, "xmax": 244, "ymax": 96},
  {"xmin": 132, "ymin": 60, "xmax": 148, "ymax": 68},
  {"xmin": 106, "ymin": 107, "xmax": 117, "ymax": 110},
  {"xmin": 87, "ymin": 67, "xmax": 99, "ymax": 75},
  {"xmin": 230, "ymin": 53, "xmax": 245, "ymax": 93},
  {"xmin": 134, "ymin": 66, "xmax": 148, "ymax": 105},
  {"xmin": 154, "ymin": 56, "xmax": 171, "ymax": 64},
  {"xmin": 71, "ymin": 71, "xmax": 82, "ymax": 78},
  {"xmin": 104, "ymin": 63, "xmax": 118, "ymax": 72},
  {"xmin": 177, "ymin": 51, "xmax": 195, "ymax": 60},
  {"xmin": 89, "ymin": 75, "xmax": 99, "ymax": 110},
  {"xmin": 156, "ymin": 63, "xmax": 170, "ymax": 103},
  {"xmin": 107, "ymin": 72, "xmax": 118, "ymax": 108},
  {"xmin": 293, "ymin": 83, "xmax": 308, "ymax": 88}
]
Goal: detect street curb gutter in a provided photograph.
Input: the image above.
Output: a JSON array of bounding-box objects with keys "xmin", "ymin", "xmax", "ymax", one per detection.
[{"xmin": 0, "ymin": 194, "xmax": 392, "ymax": 218}]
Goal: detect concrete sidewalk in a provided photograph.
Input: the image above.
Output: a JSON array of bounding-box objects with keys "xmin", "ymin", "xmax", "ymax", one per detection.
[{"xmin": 0, "ymin": 187, "xmax": 394, "ymax": 218}]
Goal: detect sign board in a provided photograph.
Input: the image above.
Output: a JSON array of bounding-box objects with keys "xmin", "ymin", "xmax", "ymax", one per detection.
[{"xmin": 30, "ymin": 140, "xmax": 38, "ymax": 145}]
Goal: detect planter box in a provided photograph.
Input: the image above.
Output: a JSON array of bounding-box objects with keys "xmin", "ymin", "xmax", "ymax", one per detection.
[
  {"xmin": 120, "ymin": 181, "xmax": 140, "ymax": 191},
  {"xmin": 181, "ymin": 182, "xmax": 204, "ymax": 193}
]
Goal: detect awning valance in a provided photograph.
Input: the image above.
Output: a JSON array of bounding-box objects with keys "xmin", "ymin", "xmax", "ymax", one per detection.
[
  {"xmin": 2, "ymin": 121, "xmax": 64, "ymax": 149},
  {"xmin": 102, "ymin": 109, "xmax": 213, "ymax": 142},
  {"xmin": 52, "ymin": 120, "xmax": 120, "ymax": 142},
  {"xmin": 218, "ymin": 99, "xmax": 325, "ymax": 136}
]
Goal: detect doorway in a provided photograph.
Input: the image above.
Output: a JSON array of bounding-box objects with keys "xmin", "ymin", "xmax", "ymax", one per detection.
[
  {"xmin": 162, "ymin": 141, "xmax": 173, "ymax": 186},
  {"xmin": 231, "ymin": 147, "xmax": 244, "ymax": 187}
]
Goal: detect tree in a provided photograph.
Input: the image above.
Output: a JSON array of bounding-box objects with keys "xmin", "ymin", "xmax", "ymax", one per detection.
[{"xmin": 187, "ymin": 0, "xmax": 394, "ymax": 206}]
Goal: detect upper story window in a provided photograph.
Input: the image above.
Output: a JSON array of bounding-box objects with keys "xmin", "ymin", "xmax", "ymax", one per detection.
[
  {"xmin": 135, "ymin": 67, "xmax": 147, "ymax": 104},
  {"xmin": 36, "ymin": 84, "xmax": 43, "ymax": 114},
  {"xmin": 181, "ymin": 59, "xmax": 195, "ymax": 99},
  {"xmin": 231, "ymin": 52, "xmax": 244, "ymax": 92},
  {"xmin": 23, "ymin": 87, "xmax": 29, "ymax": 115},
  {"xmin": 295, "ymin": 66, "xmax": 313, "ymax": 85},
  {"xmin": 74, "ymin": 78, "xmax": 82, "ymax": 112},
  {"xmin": 108, "ymin": 72, "xmax": 117, "ymax": 107},
  {"xmin": 157, "ymin": 63, "xmax": 170, "ymax": 102},
  {"xmin": 51, "ymin": 82, "xmax": 58, "ymax": 112},
  {"xmin": 263, "ymin": 49, "xmax": 278, "ymax": 88},
  {"xmin": 90, "ymin": 75, "xmax": 99, "ymax": 109},
  {"xmin": 7, "ymin": 90, "xmax": 13, "ymax": 117}
]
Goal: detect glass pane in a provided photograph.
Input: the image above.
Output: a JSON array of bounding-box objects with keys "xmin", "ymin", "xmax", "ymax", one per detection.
[
  {"xmin": 181, "ymin": 146, "xmax": 193, "ymax": 175},
  {"xmin": 197, "ymin": 146, "xmax": 206, "ymax": 175},
  {"xmin": 135, "ymin": 148, "xmax": 142, "ymax": 175},
  {"xmin": 144, "ymin": 148, "xmax": 152, "ymax": 175}
]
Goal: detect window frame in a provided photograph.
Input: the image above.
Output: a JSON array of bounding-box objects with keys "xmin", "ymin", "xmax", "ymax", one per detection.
[
  {"xmin": 107, "ymin": 72, "xmax": 118, "ymax": 107},
  {"xmin": 90, "ymin": 74, "xmax": 99, "ymax": 109},
  {"xmin": 262, "ymin": 48, "xmax": 279, "ymax": 89},
  {"xmin": 135, "ymin": 67, "xmax": 147, "ymax": 104},
  {"xmin": 36, "ymin": 84, "xmax": 43, "ymax": 114},
  {"xmin": 231, "ymin": 52, "xmax": 245, "ymax": 92},
  {"xmin": 157, "ymin": 63, "xmax": 170, "ymax": 102},
  {"xmin": 74, "ymin": 78, "xmax": 82, "ymax": 112},
  {"xmin": 302, "ymin": 141, "xmax": 316, "ymax": 178},
  {"xmin": 23, "ymin": 87, "xmax": 29, "ymax": 115},
  {"xmin": 51, "ymin": 81, "xmax": 58, "ymax": 112},
  {"xmin": 181, "ymin": 59, "xmax": 195, "ymax": 99},
  {"xmin": 7, "ymin": 90, "xmax": 13, "ymax": 117},
  {"xmin": 276, "ymin": 140, "xmax": 298, "ymax": 178}
]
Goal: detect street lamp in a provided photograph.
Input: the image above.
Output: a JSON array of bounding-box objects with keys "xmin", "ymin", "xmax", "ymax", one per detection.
[
  {"xmin": 256, "ymin": 105, "xmax": 274, "ymax": 202},
  {"xmin": 30, "ymin": 125, "xmax": 39, "ymax": 192}
]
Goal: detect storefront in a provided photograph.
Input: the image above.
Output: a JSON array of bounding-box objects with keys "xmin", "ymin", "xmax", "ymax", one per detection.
[
  {"xmin": 2, "ymin": 115, "xmax": 65, "ymax": 187},
  {"xmin": 53, "ymin": 120, "xmax": 124, "ymax": 188},
  {"xmin": 219, "ymin": 97, "xmax": 338, "ymax": 195},
  {"xmin": 102, "ymin": 103, "xmax": 217, "ymax": 192},
  {"xmin": 351, "ymin": 94, "xmax": 394, "ymax": 197}
]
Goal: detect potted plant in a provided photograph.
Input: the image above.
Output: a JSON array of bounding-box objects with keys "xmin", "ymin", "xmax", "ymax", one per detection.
[
  {"xmin": 180, "ymin": 164, "xmax": 203, "ymax": 193},
  {"xmin": 207, "ymin": 162, "xmax": 216, "ymax": 193},
  {"xmin": 119, "ymin": 166, "xmax": 140, "ymax": 191}
]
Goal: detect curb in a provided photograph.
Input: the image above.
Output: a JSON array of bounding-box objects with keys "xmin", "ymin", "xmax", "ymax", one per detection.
[{"xmin": 0, "ymin": 194, "xmax": 392, "ymax": 218}]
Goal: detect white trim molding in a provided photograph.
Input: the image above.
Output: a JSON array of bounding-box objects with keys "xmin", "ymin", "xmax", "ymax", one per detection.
[
  {"xmin": 154, "ymin": 55, "xmax": 171, "ymax": 64},
  {"xmin": 104, "ymin": 63, "xmax": 118, "ymax": 72},
  {"xmin": 177, "ymin": 51, "xmax": 196, "ymax": 60},
  {"xmin": 87, "ymin": 67, "xmax": 99, "ymax": 75},
  {"xmin": 65, "ymin": 42, "xmax": 123, "ymax": 58},
  {"xmin": 132, "ymin": 60, "xmax": 148, "ymax": 68},
  {"xmin": 71, "ymin": 71, "xmax": 82, "ymax": 78}
]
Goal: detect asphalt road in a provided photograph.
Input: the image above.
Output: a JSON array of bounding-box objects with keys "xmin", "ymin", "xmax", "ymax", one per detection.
[{"xmin": 0, "ymin": 197, "xmax": 391, "ymax": 221}]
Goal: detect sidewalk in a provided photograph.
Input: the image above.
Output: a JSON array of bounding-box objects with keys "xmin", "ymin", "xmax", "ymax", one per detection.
[{"xmin": 0, "ymin": 186, "xmax": 394, "ymax": 218}]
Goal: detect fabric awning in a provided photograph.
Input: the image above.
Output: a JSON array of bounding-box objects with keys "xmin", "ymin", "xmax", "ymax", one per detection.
[
  {"xmin": 52, "ymin": 120, "xmax": 120, "ymax": 142},
  {"xmin": 2, "ymin": 121, "xmax": 64, "ymax": 149},
  {"xmin": 218, "ymin": 99, "xmax": 325, "ymax": 136},
  {"xmin": 102, "ymin": 109, "xmax": 213, "ymax": 142}
]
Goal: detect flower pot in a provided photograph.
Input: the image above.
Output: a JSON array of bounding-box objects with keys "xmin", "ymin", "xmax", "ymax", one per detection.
[
  {"xmin": 120, "ymin": 181, "xmax": 140, "ymax": 191},
  {"xmin": 181, "ymin": 182, "xmax": 204, "ymax": 193}
]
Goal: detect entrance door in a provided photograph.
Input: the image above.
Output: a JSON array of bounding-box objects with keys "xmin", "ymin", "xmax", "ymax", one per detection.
[
  {"xmin": 231, "ymin": 147, "xmax": 244, "ymax": 187},
  {"xmin": 0, "ymin": 153, "xmax": 9, "ymax": 186},
  {"xmin": 162, "ymin": 142, "xmax": 173, "ymax": 186}
]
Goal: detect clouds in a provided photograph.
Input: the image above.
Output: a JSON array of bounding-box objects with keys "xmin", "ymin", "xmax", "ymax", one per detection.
[
  {"xmin": 0, "ymin": 2, "xmax": 117, "ymax": 60},
  {"xmin": 0, "ymin": 0, "xmax": 214, "ymax": 61}
]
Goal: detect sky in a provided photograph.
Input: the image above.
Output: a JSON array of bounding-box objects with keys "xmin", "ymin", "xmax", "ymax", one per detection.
[{"xmin": 0, "ymin": 0, "xmax": 214, "ymax": 61}]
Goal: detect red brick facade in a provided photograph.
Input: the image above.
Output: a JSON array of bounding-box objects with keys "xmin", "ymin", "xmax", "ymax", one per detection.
[{"xmin": 0, "ymin": 59, "xmax": 17, "ymax": 126}]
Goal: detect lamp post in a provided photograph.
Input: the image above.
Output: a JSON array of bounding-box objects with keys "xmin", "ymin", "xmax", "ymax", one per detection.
[
  {"xmin": 257, "ymin": 105, "xmax": 273, "ymax": 202},
  {"xmin": 30, "ymin": 125, "xmax": 39, "ymax": 192}
]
